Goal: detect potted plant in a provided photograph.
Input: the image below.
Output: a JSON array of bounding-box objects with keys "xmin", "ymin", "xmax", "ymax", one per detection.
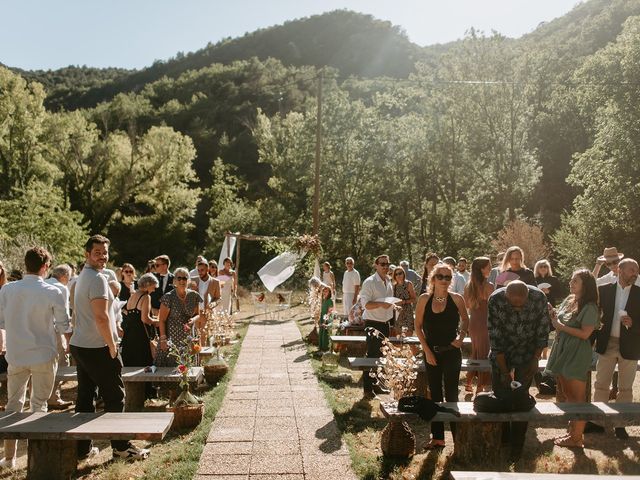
[
  {"xmin": 166, "ymin": 331, "xmax": 204, "ymax": 429},
  {"xmin": 368, "ymin": 329, "xmax": 418, "ymax": 457}
]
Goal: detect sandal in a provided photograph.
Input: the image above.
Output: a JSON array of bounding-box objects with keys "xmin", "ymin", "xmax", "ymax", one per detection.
[
  {"xmin": 424, "ymin": 440, "xmax": 446, "ymax": 450},
  {"xmin": 554, "ymin": 436, "xmax": 583, "ymax": 448}
]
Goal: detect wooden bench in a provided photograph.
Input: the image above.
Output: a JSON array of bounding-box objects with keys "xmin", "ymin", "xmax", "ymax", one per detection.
[
  {"xmin": 0, "ymin": 411, "xmax": 173, "ymax": 480},
  {"xmin": 450, "ymin": 472, "xmax": 640, "ymax": 480},
  {"xmin": 348, "ymin": 357, "xmax": 494, "ymax": 372},
  {"xmin": 1, "ymin": 367, "xmax": 205, "ymax": 412},
  {"xmin": 379, "ymin": 400, "xmax": 640, "ymax": 462}
]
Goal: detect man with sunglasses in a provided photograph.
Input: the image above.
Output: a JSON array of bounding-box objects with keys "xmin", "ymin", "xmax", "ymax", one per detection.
[
  {"xmin": 593, "ymin": 247, "xmax": 640, "ymax": 287},
  {"xmin": 150, "ymin": 255, "xmax": 174, "ymax": 315},
  {"xmin": 360, "ymin": 255, "xmax": 395, "ymax": 398}
]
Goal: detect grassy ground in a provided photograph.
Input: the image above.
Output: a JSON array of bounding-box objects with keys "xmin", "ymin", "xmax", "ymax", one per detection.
[
  {"xmin": 292, "ymin": 304, "xmax": 640, "ymax": 480},
  {"xmin": 0, "ymin": 311, "xmax": 252, "ymax": 480}
]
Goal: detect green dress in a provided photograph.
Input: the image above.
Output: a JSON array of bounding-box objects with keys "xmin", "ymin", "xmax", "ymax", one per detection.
[
  {"xmin": 318, "ymin": 298, "xmax": 333, "ymax": 351},
  {"xmin": 545, "ymin": 301, "xmax": 598, "ymax": 381}
]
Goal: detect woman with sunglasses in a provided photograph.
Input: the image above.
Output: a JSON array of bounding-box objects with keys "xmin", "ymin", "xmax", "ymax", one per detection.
[
  {"xmin": 118, "ymin": 263, "xmax": 138, "ymax": 302},
  {"xmin": 415, "ymin": 263, "xmax": 470, "ymax": 450},
  {"xmin": 393, "ymin": 267, "xmax": 417, "ymax": 335},
  {"xmin": 155, "ymin": 267, "xmax": 203, "ymax": 367}
]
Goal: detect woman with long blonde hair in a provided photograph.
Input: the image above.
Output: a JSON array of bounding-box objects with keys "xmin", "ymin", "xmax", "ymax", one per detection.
[
  {"xmin": 463, "ymin": 257, "xmax": 494, "ymax": 394},
  {"xmin": 498, "ymin": 246, "xmax": 535, "ymax": 287}
]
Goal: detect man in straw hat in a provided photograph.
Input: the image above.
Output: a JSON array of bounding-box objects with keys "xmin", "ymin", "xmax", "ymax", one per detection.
[{"xmin": 593, "ymin": 247, "xmax": 640, "ymax": 287}]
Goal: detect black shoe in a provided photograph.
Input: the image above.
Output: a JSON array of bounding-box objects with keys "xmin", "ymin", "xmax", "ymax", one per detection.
[
  {"xmin": 509, "ymin": 447, "xmax": 523, "ymax": 463},
  {"xmin": 372, "ymin": 385, "xmax": 390, "ymax": 395},
  {"xmin": 363, "ymin": 391, "xmax": 375, "ymax": 400},
  {"xmin": 584, "ymin": 421, "xmax": 605, "ymax": 434},
  {"xmin": 615, "ymin": 427, "xmax": 629, "ymax": 440}
]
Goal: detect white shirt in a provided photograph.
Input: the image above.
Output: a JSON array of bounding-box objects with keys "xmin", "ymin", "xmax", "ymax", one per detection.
[
  {"xmin": 612, "ymin": 281, "xmax": 632, "ymax": 338},
  {"xmin": 360, "ymin": 272, "xmax": 394, "ymax": 323},
  {"xmin": 0, "ymin": 275, "xmax": 70, "ymax": 366},
  {"xmin": 451, "ymin": 272, "xmax": 466, "ymax": 295},
  {"xmin": 45, "ymin": 278, "xmax": 73, "ymax": 334},
  {"xmin": 342, "ymin": 269, "xmax": 361, "ymax": 294},
  {"xmin": 196, "ymin": 276, "xmax": 211, "ymax": 309},
  {"xmin": 597, "ymin": 271, "xmax": 640, "ymax": 287},
  {"xmin": 460, "ymin": 271, "xmax": 470, "ymax": 284}
]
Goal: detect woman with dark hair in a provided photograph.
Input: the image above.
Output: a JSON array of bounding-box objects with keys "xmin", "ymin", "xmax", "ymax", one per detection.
[
  {"xmin": 419, "ymin": 253, "xmax": 440, "ymax": 295},
  {"xmin": 545, "ymin": 269, "xmax": 599, "ymax": 448},
  {"xmin": 415, "ymin": 263, "xmax": 470, "ymax": 450},
  {"xmin": 497, "ymin": 246, "xmax": 536, "ymax": 287},
  {"xmin": 208, "ymin": 260, "xmax": 218, "ymax": 278},
  {"xmin": 534, "ymin": 259, "xmax": 561, "ymax": 306},
  {"xmin": 118, "ymin": 263, "xmax": 138, "ymax": 301},
  {"xmin": 392, "ymin": 266, "xmax": 417, "ymax": 335},
  {"xmin": 463, "ymin": 257, "xmax": 494, "ymax": 394}
]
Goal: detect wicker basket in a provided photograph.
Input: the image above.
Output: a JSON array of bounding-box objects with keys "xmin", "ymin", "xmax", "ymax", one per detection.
[
  {"xmin": 168, "ymin": 403, "xmax": 204, "ymax": 430},
  {"xmin": 204, "ymin": 359, "xmax": 229, "ymax": 385},
  {"xmin": 381, "ymin": 418, "xmax": 415, "ymax": 457},
  {"xmin": 307, "ymin": 326, "xmax": 319, "ymax": 346}
]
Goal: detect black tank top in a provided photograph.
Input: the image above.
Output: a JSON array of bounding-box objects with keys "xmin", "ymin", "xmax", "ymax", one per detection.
[{"xmin": 422, "ymin": 294, "xmax": 459, "ymax": 346}]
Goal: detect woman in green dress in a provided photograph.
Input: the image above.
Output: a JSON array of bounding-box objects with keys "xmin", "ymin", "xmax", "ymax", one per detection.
[
  {"xmin": 545, "ymin": 268, "xmax": 599, "ymax": 448},
  {"xmin": 318, "ymin": 286, "xmax": 334, "ymax": 351}
]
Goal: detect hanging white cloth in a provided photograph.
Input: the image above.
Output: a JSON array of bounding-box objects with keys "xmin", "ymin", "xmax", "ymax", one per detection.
[
  {"xmin": 313, "ymin": 259, "xmax": 321, "ymax": 280},
  {"xmin": 258, "ymin": 251, "xmax": 306, "ymax": 292},
  {"xmin": 218, "ymin": 235, "xmax": 237, "ymax": 267}
]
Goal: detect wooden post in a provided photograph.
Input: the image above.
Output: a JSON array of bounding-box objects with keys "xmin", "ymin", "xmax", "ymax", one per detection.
[
  {"xmin": 453, "ymin": 422, "xmax": 502, "ymax": 464},
  {"xmin": 125, "ymin": 383, "xmax": 146, "ymax": 412},
  {"xmin": 28, "ymin": 439, "xmax": 76, "ymax": 480},
  {"xmin": 235, "ymin": 238, "xmax": 241, "ymax": 282},
  {"xmin": 312, "ymin": 68, "xmax": 323, "ymax": 236}
]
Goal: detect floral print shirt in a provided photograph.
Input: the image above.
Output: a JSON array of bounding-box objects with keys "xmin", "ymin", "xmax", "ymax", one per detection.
[{"xmin": 487, "ymin": 286, "xmax": 550, "ymax": 368}]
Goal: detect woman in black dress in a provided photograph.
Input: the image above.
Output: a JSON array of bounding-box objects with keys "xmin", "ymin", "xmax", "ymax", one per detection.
[
  {"xmin": 118, "ymin": 263, "xmax": 138, "ymax": 301},
  {"xmin": 415, "ymin": 263, "xmax": 470, "ymax": 450},
  {"xmin": 121, "ymin": 273, "xmax": 159, "ymax": 366}
]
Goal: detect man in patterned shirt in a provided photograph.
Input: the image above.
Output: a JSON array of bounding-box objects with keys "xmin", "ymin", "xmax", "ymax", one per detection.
[{"xmin": 488, "ymin": 280, "xmax": 550, "ymax": 460}]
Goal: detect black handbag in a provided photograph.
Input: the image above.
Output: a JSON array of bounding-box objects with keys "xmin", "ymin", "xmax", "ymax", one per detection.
[{"xmin": 473, "ymin": 384, "xmax": 536, "ymax": 413}]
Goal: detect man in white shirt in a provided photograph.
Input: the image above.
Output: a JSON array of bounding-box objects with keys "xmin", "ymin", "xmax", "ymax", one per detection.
[
  {"xmin": 443, "ymin": 257, "xmax": 466, "ymax": 295},
  {"xmin": 45, "ymin": 265, "xmax": 74, "ymax": 410},
  {"xmin": 589, "ymin": 259, "xmax": 640, "ymax": 439},
  {"xmin": 0, "ymin": 247, "xmax": 70, "ymax": 469},
  {"xmin": 341, "ymin": 257, "xmax": 361, "ymax": 316},
  {"xmin": 457, "ymin": 258, "xmax": 470, "ymax": 284},
  {"xmin": 593, "ymin": 246, "xmax": 640, "ymax": 287},
  {"xmin": 359, "ymin": 254, "xmax": 394, "ymax": 397}
]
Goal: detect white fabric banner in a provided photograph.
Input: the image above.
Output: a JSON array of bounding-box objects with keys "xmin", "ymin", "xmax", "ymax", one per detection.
[
  {"xmin": 258, "ymin": 251, "xmax": 305, "ymax": 292},
  {"xmin": 218, "ymin": 235, "xmax": 237, "ymax": 267},
  {"xmin": 313, "ymin": 259, "xmax": 321, "ymax": 280}
]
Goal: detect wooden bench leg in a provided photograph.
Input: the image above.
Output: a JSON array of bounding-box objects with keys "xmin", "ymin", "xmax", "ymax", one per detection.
[
  {"xmin": 453, "ymin": 422, "xmax": 502, "ymax": 464},
  {"xmin": 381, "ymin": 418, "xmax": 415, "ymax": 458},
  {"xmin": 125, "ymin": 383, "xmax": 146, "ymax": 412},
  {"xmin": 28, "ymin": 439, "xmax": 76, "ymax": 480}
]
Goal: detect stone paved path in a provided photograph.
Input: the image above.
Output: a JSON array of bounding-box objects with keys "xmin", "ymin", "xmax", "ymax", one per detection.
[{"xmin": 195, "ymin": 315, "xmax": 357, "ymax": 480}]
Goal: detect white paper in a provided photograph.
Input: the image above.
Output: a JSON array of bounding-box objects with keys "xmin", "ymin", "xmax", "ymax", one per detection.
[
  {"xmin": 258, "ymin": 251, "xmax": 306, "ymax": 292},
  {"xmin": 375, "ymin": 296, "xmax": 402, "ymax": 304}
]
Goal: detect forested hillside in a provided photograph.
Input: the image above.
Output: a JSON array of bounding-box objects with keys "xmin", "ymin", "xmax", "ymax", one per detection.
[{"xmin": 3, "ymin": 1, "xmax": 640, "ymax": 281}]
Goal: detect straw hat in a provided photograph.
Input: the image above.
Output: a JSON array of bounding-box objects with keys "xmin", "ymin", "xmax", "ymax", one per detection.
[{"xmin": 597, "ymin": 247, "xmax": 624, "ymax": 262}]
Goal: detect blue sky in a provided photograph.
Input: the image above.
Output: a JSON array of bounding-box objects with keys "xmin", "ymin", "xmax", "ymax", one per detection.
[{"xmin": 2, "ymin": 0, "xmax": 582, "ymax": 70}]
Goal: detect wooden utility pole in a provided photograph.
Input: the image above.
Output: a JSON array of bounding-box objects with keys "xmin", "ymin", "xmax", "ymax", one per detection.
[{"xmin": 312, "ymin": 68, "xmax": 323, "ymax": 236}]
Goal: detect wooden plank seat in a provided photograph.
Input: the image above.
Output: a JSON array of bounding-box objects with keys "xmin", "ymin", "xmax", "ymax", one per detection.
[
  {"xmin": 331, "ymin": 335, "xmax": 471, "ymax": 347},
  {"xmin": 450, "ymin": 472, "xmax": 640, "ymax": 480},
  {"xmin": 349, "ymin": 357, "xmax": 494, "ymax": 372},
  {"xmin": 1, "ymin": 367, "xmax": 205, "ymax": 413},
  {"xmin": 0, "ymin": 411, "xmax": 173, "ymax": 480},
  {"xmin": 378, "ymin": 400, "xmax": 640, "ymax": 463}
]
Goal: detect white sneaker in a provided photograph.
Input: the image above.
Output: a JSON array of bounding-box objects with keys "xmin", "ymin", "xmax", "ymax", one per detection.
[
  {"xmin": 112, "ymin": 445, "xmax": 150, "ymax": 461},
  {"xmin": 0, "ymin": 457, "xmax": 16, "ymax": 470}
]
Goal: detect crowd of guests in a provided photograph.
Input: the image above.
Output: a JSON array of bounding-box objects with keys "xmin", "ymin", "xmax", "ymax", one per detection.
[
  {"xmin": 0, "ymin": 235, "xmax": 238, "ymax": 470},
  {"xmin": 321, "ymin": 245, "xmax": 639, "ymax": 458}
]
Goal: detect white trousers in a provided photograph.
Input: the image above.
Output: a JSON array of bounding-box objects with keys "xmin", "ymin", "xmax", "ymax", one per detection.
[
  {"xmin": 594, "ymin": 337, "xmax": 637, "ymax": 404},
  {"xmin": 343, "ymin": 292, "xmax": 356, "ymax": 316},
  {"xmin": 4, "ymin": 357, "xmax": 57, "ymax": 459}
]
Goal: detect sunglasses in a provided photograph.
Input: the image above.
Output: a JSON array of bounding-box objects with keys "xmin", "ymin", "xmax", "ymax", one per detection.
[
  {"xmin": 175, "ymin": 276, "xmax": 189, "ymax": 281},
  {"xmin": 378, "ymin": 262, "xmax": 390, "ymax": 267},
  {"xmin": 394, "ymin": 272, "xmax": 404, "ymax": 276},
  {"xmin": 539, "ymin": 266, "xmax": 548, "ymax": 270},
  {"xmin": 606, "ymin": 259, "xmax": 620, "ymax": 266},
  {"xmin": 123, "ymin": 270, "xmax": 134, "ymax": 274},
  {"xmin": 435, "ymin": 274, "xmax": 452, "ymax": 281}
]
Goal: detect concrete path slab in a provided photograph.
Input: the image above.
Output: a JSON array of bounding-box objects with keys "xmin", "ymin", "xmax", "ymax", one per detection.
[{"xmin": 197, "ymin": 316, "xmax": 357, "ymax": 479}]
